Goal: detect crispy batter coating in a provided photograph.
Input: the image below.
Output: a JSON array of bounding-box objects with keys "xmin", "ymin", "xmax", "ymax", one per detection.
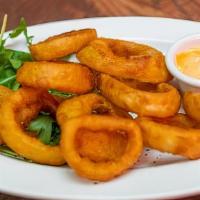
[
  {"xmin": 99, "ymin": 74, "xmax": 181, "ymax": 118},
  {"xmin": 183, "ymin": 91, "xmax": 200, "ymax": 122},
  {"xmin": 0, "ymin": 85, "xmax": 13, "ymax": 104},
  {"xmin": 17, "ymin": 61, "xmax": 94, "ymax": 94},
  {"xmin": 60, "ymin": 115, "xmax": 143, "ymax": 181},
  {"xmin": 76, "ymin": 128, "xmax": 128, "ymax": 162},
  {"xmin": 0, "ymin": 88, "xmax": 65, "ymax": 165},
  {"xmin": 118, "ymin": 78, "xmax": 157, "ymax": 91},
  {"xmin": 137, "ymin": 114, "xmax": 200, "ymax": 159},
  {"xmin": 77, "ymin": 38, "xmax": 172, "ymax": 83},
  {"xmin": 30, "ymin": 29, "xmax": 97, "ymax": 61},
  {"xmin": 56, "ymin": 93, "xmax": 130, "ymax": 125},
  {"xmin": 0, "ymin": 85, "xmax": 13, "ymax": 144}
]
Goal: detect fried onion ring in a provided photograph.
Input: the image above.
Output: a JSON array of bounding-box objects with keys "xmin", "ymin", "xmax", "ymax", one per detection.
[
  {"xmin": 0, "ymin": 85, "xmax": 13, "ymax": 144},
  {"xmin": 56, "ymin": 93, "xmax": 130, "ymax": 125},
  {"xmin": 137, "ymin": 114, "xmax": 200, "ymax": 159},
  {"xmin": 118, "ymin": 78, "xmax": 157, "ymax": 91},
  {"xmin": 17, "ymin": 61, "xmax": 94, "ymax": 94},
  {"xmin": 99, "ymin": 74, "xmax": 181, "ymax": 118},
  {"xmin": 77, "ymin": 38, "xmax": 172, "ymax": 83},
  {"xmin": 0, "ymin": 88, "xmax": 65, "ymax": 165},
  {"xmin": 30, "ymin": 29, "xmax": 97, "ymax": 61},
  {"xmin": 60, "ymin": 115, "xmax": 143, "ymax": 181},
  {"xmin": 183, "ymin": 91, "xmax": 200, "ymax": 122}
]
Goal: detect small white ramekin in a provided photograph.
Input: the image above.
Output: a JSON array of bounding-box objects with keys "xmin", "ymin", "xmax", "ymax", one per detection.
[{"xmin": 166, "ymin": 34, "xmax": 200, "ymax": 92}]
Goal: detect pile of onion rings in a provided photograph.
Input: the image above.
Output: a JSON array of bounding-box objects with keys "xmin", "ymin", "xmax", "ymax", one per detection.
[{"xmin": 1, "ymin": 26, "xmax": 199, "ymax": 182}]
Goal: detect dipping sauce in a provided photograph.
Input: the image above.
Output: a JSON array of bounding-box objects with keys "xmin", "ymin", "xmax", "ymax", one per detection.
[{"xmin": 176, "ymin": 48, "xmax": 200, "ymax": 79}]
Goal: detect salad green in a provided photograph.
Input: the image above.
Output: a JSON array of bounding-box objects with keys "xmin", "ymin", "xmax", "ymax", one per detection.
[
  {"xmin": 0, "ymin": 16, "xmax": 32, "ymax": 90},
  {"xmin": 27, "ymin": 113, "xmax": 60, "ymax": 146}
]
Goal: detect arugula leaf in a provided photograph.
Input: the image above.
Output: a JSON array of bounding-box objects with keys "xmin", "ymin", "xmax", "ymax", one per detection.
[
  {"xmin": 7, "ymin": 49, "xmax": 32, "ymax": 69},
  {"xmin": 9, "ymin": 17, "xmax": 33, "ymax": 45},
  {"xmin": 9, "ymin": 19, "xmax": 25, "ymax": 38},
  {"xmin": 0, "ymin": 49, "xmax": 32, "ymax": 90},
  {"xmin": 27, "ymin": 114, "xmax": 60, "ymax": 146},
  {"xmin": 60, "ymin": 54, "xmax": 72, "ymax": 61},
  {"xmin": 48, "ymin": 89, "xmax": 75, "ymax": 98},
  {"xmin": 11, "ymin": 81, "xmax": 20, "ymax": 91},
  {"xmin": 0, "ymin": 38, "xmax": 6, "ymax": 51},
  {"xmin": 49, "ymin": 123, "xmax": 60, "ymax": 145},
  {"xmin": 0, "ymin": 49, "xmax": 32, "ymax": 69},
  {"xmin": 0, "ymin": 145, "xmax": 32, "ymax": 162},
  {"xmin": 0, "ymin": 66, "xmax": 16, "ymax": 88},
  {"xmin": 0, "ymin": 16, "xmax": 33, "ymax": 90}
]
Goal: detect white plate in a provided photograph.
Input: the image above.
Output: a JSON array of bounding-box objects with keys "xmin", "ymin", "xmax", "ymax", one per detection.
[{"xmin": 1, "ymin": 17, "xmax": 200, "ymax": 200}]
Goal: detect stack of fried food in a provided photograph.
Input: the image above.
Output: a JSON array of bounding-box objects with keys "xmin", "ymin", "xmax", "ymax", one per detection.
[{"xmin": 0, "ymin": 28, "xmax": 200, "ymax": 182}]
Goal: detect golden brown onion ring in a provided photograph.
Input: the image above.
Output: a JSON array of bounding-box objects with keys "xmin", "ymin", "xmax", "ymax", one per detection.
[
  {"xmin": 77, "ymin": 38, "xmax": 172, "ymax": 83},
  {"xmin": 17, "ymin": 61, "xmax": 94, "ymax": 94},
  {"xmin": 137, "ymin": 114, "xmax": 200, "ymax": 159},
  {"xmin": 56, "ymin": 93, "xmax": 130, "ymax": 125},
  {"xmin": 30, "ymin": 29, "xmax": 97, "ymax": 61},
  {"xmin": 183, "ymin": 91, "xmax": 200, "ymax": 122},
  {"xmin": 60, "ymin": 115, "xmax": 143, "ymax": 181},
  {"xmin": 0, "ymin": 85, "xmax": 13, "ymax": 144},
  {"xmin": 0, "ymin": 85, "xmax": 13, "ymax": 104},
  {"xmin": 99, "ymin": 74, "xmax": 181, "ymax": 118},
  {"xmin": 0, "ymin": 88, "xmax": 65, "ymax": 165}
]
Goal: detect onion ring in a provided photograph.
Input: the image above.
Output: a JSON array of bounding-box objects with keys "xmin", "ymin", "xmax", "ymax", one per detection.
[
  {"xmin": 56, "ymin": 93, "xmax": 130, "ymax": 125},
  {"xmin": 30, "ymin": 29, "xmax": 97, "ymax": 61},
  {"xmin": 17, "ymin": 61, "xmax": 94, "ymax": 94},
  {"xmin": 77, "ymin": 38, "xmax": 172, "ymax": 83},
  {"xmin": 99, "ymin": 74, "xmax": 181, "ymax": 118},
  {"xmin": 0, "ymin": 85, "xmax": 13, "ymax": 144},
  {"xmin": 137, "ymin": 114, "xmax": 200, "ymax": 159},
  {"xmin": 60, "ymin": 115, "xmax": 143, "ymax": 181},
  {"xmin": 183, "ymin": 91, "xmax": 200, "ymax": 122},
  {"xmin": 0, "ymin": 87, "xmax": 65, "ymax": 165}
]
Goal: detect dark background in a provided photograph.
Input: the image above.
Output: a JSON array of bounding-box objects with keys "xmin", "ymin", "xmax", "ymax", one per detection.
[
  {"xmin": 0, "ymin": 0, "xmax": 200, "ymax": 30},
  {"xmin": 0, "ymin": 0, "xmax": 200, "ymax": 199}
]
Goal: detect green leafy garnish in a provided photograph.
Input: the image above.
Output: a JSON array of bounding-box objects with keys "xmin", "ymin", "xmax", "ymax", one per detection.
[
  {"xmin": 0, "ymin": 15, "xmax": 33, "ymax": 90},
  {"xmin": 27, "ymin": 113, "xmax": 60, "ymax": 146},
  {"xmin": 0, "ymin": 145, "xmax": 32, "ymax": 162},
  {"xmin": 48, "ymin": 89, "xmax": 75, "ymax": 98},
  {"xmin": 0, "ymin": 48, "xmax": 32, "ymax": 90},
  {"xmin": 60, "ymin": 54, "xmax": 72, "ymax": 61},
  {"xmin": 7, "ymin": 49, "xmax": 32, "ymax": 69},
  {"xmin": 9, "ymin": 17, "xmax": 33, "ymax": 45}
]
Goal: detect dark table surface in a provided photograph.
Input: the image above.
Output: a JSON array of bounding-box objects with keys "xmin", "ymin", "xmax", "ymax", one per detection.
[{"xmin": 0, "ymin": 0, "xmax": 200, "ymax": 199}]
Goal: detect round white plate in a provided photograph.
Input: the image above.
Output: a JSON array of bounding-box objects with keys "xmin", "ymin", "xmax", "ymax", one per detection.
[{"xmin": 1, "ymin": 17, "xmax": 200, "ymax": 200}]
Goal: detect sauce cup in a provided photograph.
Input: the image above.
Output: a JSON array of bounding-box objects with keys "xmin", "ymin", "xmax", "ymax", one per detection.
[{"xmin": 166, "ymin": 34, "xmax": 200, "ymax": 92}]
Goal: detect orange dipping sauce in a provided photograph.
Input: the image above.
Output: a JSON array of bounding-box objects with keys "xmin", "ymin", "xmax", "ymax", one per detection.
[{"xmin": 176, "ymin": 48, "xmax": 200, "ymax": 79}]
